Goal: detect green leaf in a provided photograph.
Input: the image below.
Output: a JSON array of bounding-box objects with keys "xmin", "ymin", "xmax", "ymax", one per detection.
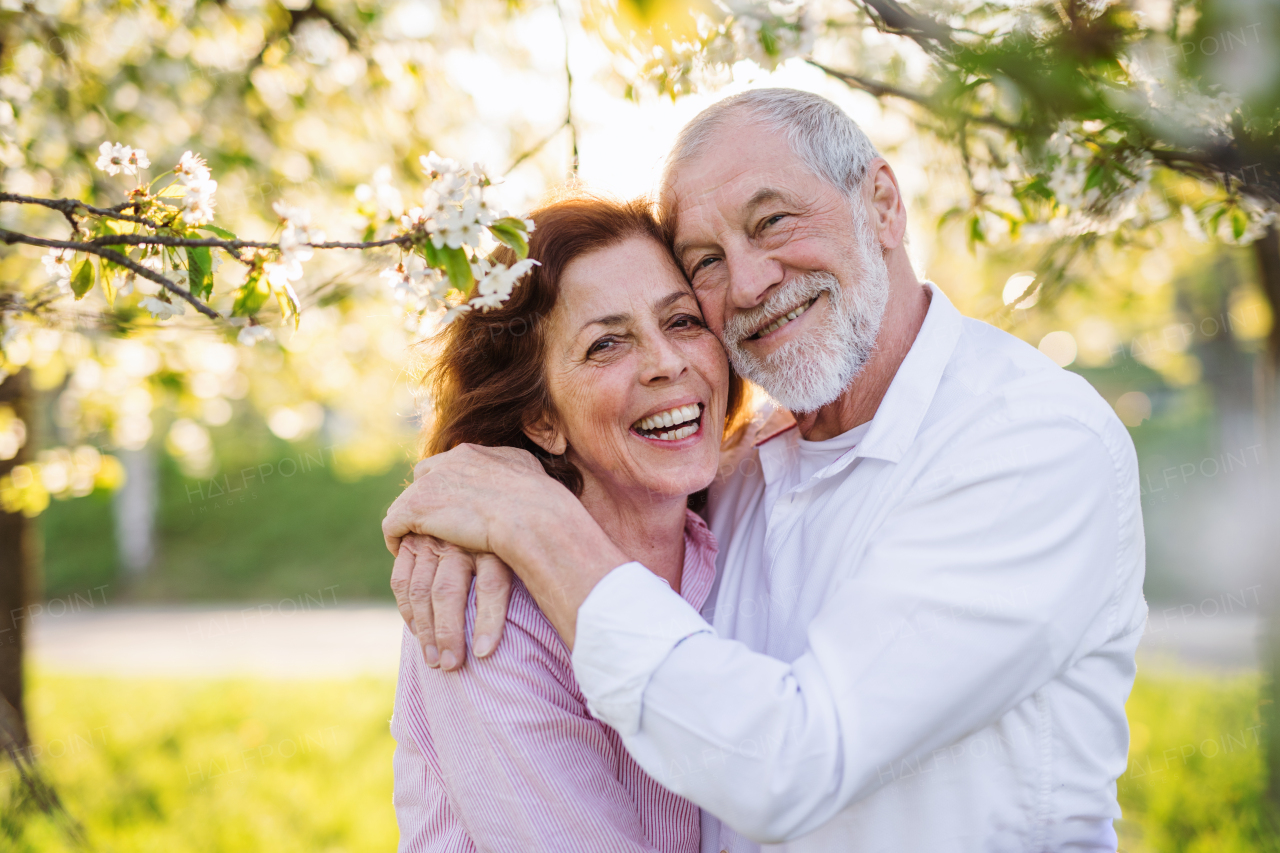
[
  {"xmin": 1083, "ymin": 164, "xmax": 1105, "ymax": 193},
  {"xmin": 488, "ymin": 217, "xmax": 529, "ymax": 258},
  {"xmin": 1230, "ymin": 208, "xmax": 1247, "ymax": 241},
  {"xmin": 187, "ymin": 246, "xmax": 213, "ymax": 300},
  {"xmin": 440, "ymin": 246, "xmax": 474, "ymax": 292},
  {"xmin": 232, "ymin": 273, "xmax": 271, "ymax": 317},
  {"xmin": 99, "ymin": 260, "xmax": 117, "ymax": 304},
  {"xmin": 71, "ymin": 260, "xmax": 94, "ymax": 300},
  {"xmin": 362, "ymin": 223, "xmax": 377, "ymax": 242},
  {"xmin": 188, "ymin": 247, "xmax": 214, "ymax": 299},
  {"xmin": 420, "ymin": 239, "xmax": 443, "ymax": 268},
  {"xmin": 198, "ymin": 224, "xmax": 238, "ymax": 240},
  {"xmin": 968, "ymin": 213, "xmax": 986, "ymax": 246}
]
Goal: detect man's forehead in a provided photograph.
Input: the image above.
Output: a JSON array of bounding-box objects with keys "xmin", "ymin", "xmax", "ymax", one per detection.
[{"xmin": 667, "ymin": 157, "xmax": 819, "ymax": 234}]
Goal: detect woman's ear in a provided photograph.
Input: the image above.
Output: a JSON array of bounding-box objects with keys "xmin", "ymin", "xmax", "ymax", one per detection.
[{"xmin": 523, "ymin": 415, "xmax": 567, "ymax": 456}]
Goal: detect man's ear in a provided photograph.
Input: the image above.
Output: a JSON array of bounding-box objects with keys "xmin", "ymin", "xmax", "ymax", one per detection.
[
  {"xmin": 865, "ymin": 159, "xmax": 907, "ymax": 250},
  {"xmin": 523, "ymin": 415, "xmax": 567, "ymax": 456}
]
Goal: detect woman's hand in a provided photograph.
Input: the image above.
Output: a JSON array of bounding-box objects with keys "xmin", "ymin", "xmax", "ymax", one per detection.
[{"xmin": 390, "ymin": 534, "xmax": 513, "ymax": 670}]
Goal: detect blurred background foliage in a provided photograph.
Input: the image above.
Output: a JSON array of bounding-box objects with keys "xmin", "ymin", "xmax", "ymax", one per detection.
[{"xmin": 1, "ymin": 0, "xmax": 1279, "ymax": 848}]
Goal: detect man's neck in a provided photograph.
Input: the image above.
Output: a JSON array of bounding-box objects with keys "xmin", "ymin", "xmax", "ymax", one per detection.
[{"xmin": 795, "ymin": 280, "xmax": 932, "ymax": 442}]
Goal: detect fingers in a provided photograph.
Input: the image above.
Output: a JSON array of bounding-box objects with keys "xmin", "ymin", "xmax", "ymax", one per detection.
[
  {"xmin": 432, "ymin": 545, "xmax": 477, "ymax": 672},
  {"xmin": 390, "ymin": 541, "xmax": 418, "ymax": 632},
  {"xmin": 407, "ymin": 538, "xmax": 440, "ymax": 668},
  {"xmin": 472, "ymin": 553, "xmax": 513, "ymax": 659}
]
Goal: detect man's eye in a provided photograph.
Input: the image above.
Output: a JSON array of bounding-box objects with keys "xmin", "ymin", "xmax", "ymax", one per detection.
[
  {"xmin": 761, "ymin": 213, "xmax": 786, "ymax": 229},
  {"xmin": 693, "ymin": 256, "xmax": 718, "ymax": 273}
]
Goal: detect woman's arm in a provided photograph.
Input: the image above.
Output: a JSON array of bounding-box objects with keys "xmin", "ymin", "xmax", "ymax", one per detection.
[{"xmin": 393, "ymin": 591, "xmax": 690, "ymax": 853}]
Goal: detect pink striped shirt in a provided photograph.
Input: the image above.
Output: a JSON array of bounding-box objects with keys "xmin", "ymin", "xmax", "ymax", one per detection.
[{"xmin": 391, "ymin": 510, "xmax": 718, "ymax": 853}]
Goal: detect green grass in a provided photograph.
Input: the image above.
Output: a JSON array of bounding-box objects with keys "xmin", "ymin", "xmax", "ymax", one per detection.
[
  {"xmin": 0, "ymin": 670, "xmax": 1273, "ymax": 852},
  {"xmin": 3, "ymin": 672, "xmax": 397, "ymax": 853},
  {"xmin": 40, "ymin": 443, "xmax": 410, "ymax": 605},
  {"xmin": 1117, "ymin": 674, "xmax": 1277, "ymax": 852}
]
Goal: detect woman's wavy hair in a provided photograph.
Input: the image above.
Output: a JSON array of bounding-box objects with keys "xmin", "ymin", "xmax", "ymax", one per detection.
[{"xmin": 416, "ymin": 188, "xmax": 749, "ymax": 500}]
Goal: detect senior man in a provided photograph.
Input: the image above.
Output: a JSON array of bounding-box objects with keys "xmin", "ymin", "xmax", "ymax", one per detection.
[{"xmin": 383, "ymin": 88, "xmax": 1147, "ymax": 852}]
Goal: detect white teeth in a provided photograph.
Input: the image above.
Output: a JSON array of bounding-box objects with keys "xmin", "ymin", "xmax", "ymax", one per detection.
[
  {"xmin": 753, "ymin": 297, "xmax": 817, "ymax": 339},
  {"xmin": 651, "ymin": 424, "xmax": 697, "ymax": 441},
  {"xmin": 634, "ymin": 404, "xmax": 703, "ymax": 435}
]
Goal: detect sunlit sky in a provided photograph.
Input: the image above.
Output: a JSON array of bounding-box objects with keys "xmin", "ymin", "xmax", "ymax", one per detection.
[{"xmin": 447, "ymin": 5, "xmax": 935, "ymax": 261}]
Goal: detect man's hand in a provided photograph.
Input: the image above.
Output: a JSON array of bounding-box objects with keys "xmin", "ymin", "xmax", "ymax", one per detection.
[
  {"xmin": 383, "ymin": 444, "xmax": 548, "ymax": 557},
  {"xmin": 381, "ymin": 443, "xmax": 628, "ymax": 649},
  {"xmin": 390, "ymin": 534, "xmax": 512, "ymax": 670}
]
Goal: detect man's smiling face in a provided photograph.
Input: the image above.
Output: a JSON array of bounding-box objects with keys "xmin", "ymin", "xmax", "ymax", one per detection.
[{"xmin": 664, "ymin": 115, "xmax": 891, "ymax": 413}]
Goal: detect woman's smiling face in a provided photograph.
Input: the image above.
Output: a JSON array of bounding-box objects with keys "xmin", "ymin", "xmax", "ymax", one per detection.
[{"xmin": 528, "ymin": 235, "xmax": 730, "ymax": 504}]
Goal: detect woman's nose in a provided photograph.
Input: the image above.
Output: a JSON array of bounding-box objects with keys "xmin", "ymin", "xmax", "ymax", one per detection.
[{"xmin": 639, "ymin": 337, "xmax": 690, "ymax": 385}]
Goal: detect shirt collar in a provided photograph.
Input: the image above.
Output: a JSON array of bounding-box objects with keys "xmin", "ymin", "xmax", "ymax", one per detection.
[
  {"xmin": 756, "ymin": 282, "xmax": 962, "ymax": 481},
  {"xmin": 855, "ymin": 282, "xmax": 961, "ymax": 463}
]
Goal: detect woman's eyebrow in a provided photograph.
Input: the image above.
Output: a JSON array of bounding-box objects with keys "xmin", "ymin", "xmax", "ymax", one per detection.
[{"xmin": 579, "ymin": 312, "xmax": 629, "ymax": 333}]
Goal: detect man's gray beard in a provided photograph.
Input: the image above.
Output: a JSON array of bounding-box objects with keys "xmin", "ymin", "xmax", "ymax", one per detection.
[{"xmin": 723, "ymin": 230, "xmax": 890, "ymax": 414}]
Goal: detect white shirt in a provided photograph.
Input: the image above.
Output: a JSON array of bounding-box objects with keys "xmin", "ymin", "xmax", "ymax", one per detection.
[{"xmin": 571, "ymin": 283, "xmax": 1148, "ymax": 853}]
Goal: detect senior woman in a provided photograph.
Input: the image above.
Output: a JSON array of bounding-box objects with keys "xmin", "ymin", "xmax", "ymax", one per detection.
[{"xmin": 390, "ymin": 191, "xmax": 748, "ymax": 852}]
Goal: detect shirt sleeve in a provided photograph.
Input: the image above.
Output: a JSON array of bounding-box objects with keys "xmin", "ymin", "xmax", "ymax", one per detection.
[
  {"xmin": 407, "ymin": 591, "xmax": 672, "ymax": 853},
  {"xmin": 571, "ymin": 407, "xmax": 1143, "ymax": 844},
  {"xmin": 391, "ymin": 629, "xmax": 477, "ymax": 853}
]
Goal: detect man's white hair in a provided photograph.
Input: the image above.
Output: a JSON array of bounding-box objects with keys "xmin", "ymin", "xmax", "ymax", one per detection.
[{"xmin": 661, "ymin": 88, "xmax": 881, "ymax": 200}]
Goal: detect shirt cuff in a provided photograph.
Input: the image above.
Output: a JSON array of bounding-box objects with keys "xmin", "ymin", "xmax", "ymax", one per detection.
[{"xmin": 571, "ymin": 561, "xmax": 713, "ymax": 736}]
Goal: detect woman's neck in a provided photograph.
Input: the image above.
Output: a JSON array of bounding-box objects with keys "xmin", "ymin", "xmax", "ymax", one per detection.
[{"xmin": 575, "ymin": 476, "xmax": 688, "ymax": 594}]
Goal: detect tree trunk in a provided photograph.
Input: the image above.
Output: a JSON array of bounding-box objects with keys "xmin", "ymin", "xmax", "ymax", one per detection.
[
  {"xmin": 0, "ymin": 370, "xmax": 34, "ymax": 747},
  {"xmin": 113, "ymin": 445, "xmax": 156, "ymax": 577},
  {"xmin": 1252, "ymin": 224, "xmax": 1280, "ymax": 811}
]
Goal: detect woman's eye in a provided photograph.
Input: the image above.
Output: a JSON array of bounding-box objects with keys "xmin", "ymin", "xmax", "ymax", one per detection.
[
  {"xmin": 588, "ymin": 338, "xmax": 615, "ymax": 356},
  {"xmin": 670, "ymin": 314, "xmax": 702, "ymax": 330}
]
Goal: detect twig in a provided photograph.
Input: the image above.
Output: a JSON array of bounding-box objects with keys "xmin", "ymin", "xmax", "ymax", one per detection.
[
  {"xmin": 0, "ymin": 695, "xmax": 90, "ymax": 849},
  {"xmin": 0, "ymin": 192, "xmax": 166, "ymax": 230},
  {"xmin": 505, "ymin": 118, "xmax": 572, "ymax": 174},
  {"xmin": 0, "ymin": 230, "xmax": 221, "ymax": 320},
  {"xmin": 805, "ymin": 60, "xmax": 1025, "ymax": 133},
  {"xmin": 85, "ymin": 233, "xmax": 413, "ymax": 252},
  {"xmin": 555, "ymin": 0, "xmax": 579, "ymax": 175}
]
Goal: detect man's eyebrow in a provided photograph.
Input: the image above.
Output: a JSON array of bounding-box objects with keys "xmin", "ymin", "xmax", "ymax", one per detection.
[
  {"xmin": 743, "ymin": 187, "xmax": 794, "ymax": 217},
  {"xmin": 673, "ymin": 188, "xmax": 799, "ymax": 262},
  {"xmin": 655, "ymin": 289, "xmax": 693, "ymax": 311}
]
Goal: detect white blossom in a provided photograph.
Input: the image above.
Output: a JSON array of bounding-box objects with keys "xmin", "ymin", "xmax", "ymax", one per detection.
[
  {"xmin": 96, "ymin": 141, "xmax": 147, "ymax": 176},
  {"xmin": 180, "ymin": 178, "xmax": 218, "ymax": 226},
  {"xmin": 41, "ymin": 247, "xmax": 73, "ymax": 292},
  {"xmin": 139, "ymin": 295, "xmax": 186, "ymax": 320},
  {"xmin": 237, "ymin": 325, "xmax": 274, "ymax": 346},
  {"xmin": 176, "ymin": 150, "xmax": 211, "ymax": 185},
  {"xmin": 272, "ymin": 200, "xmax": 324, "ymax": 267},
  {"xmin": 355, "ymin": 165, "xmax": 404, "ymax": 219},
  {"xmin": 469, "ymin": 258, "xmax": 538, "ymax": 311}
]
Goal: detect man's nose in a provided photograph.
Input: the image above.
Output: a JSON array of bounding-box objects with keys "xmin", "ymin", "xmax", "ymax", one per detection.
[{"xmin": 726, "ymin": 244, "xmax": 785, "ymax": 311}]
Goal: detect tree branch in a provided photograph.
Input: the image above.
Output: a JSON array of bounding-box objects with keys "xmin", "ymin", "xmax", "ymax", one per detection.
[
  {"xmin": 0, "ymin": 230, "xmax": 221, "ymax": 320},
  {"xmin": 0, "ymin": 192, "xmax": 166, "ymax": 230},
  {"xmin": 806, "ymin": 59, "xmax": 1026, "ymax": 133}
]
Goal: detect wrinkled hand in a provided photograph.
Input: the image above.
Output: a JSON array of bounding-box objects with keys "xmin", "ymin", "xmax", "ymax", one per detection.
[
  {"xmin": 383, "ymin": 442, "xmax": 625, "ymax": 650},
  {"xmin": 389, "ymin": 533, "xmax": 512, "ymax": 671},
  {"xmin": 382, "ymin": 443, "xmax": 550, "ymax": 558}
]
